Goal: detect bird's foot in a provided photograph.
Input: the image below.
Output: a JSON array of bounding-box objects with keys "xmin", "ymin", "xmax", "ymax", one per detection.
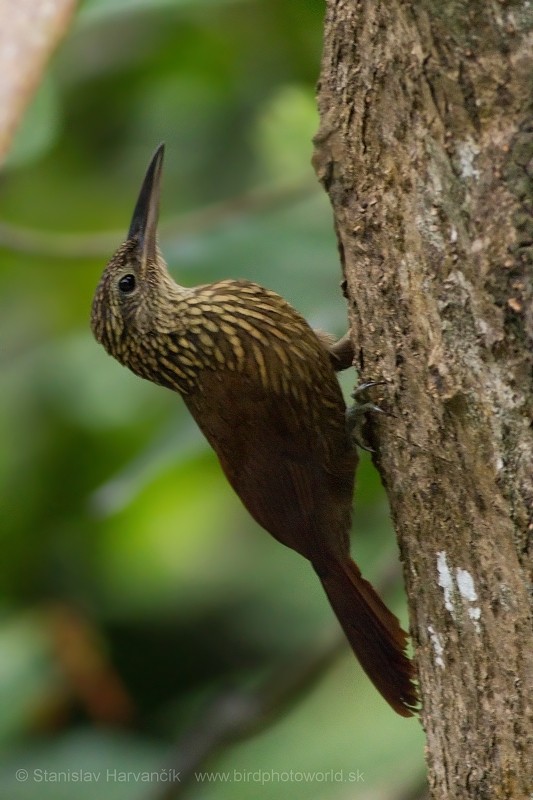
[{"xmin": 346, "ymin": 381, "xmax": 391, "ymax": 451}]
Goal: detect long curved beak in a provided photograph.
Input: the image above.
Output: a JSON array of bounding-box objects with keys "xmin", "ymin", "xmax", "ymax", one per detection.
[{"xmin": 127, "ymin": 142, "xmax": 165, "ymax": 265}]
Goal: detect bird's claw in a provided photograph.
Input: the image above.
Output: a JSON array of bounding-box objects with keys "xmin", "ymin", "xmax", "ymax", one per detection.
[
  {"xmin": 351, "ymin": 380, "xmax": 387, "ymax": 398},
  {"xmin": 346, "ymin": 380, "xmax": 391, "ymax": 451}
]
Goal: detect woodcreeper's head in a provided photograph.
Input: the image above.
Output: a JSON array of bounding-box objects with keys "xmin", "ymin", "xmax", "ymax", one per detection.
[{"xmin": 91, "ymin": 143, "xmax": 173, "ymax": 358}]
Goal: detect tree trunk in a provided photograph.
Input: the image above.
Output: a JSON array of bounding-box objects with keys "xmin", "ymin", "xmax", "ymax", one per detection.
[{"xmin": 313, "ymin": 2, "xmax": 533, "ymax": 798}]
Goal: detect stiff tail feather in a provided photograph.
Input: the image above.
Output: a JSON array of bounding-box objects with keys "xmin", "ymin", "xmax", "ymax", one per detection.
[{"xmin": 316, "ymin": 558, "xmax": 418, "ymax": 717}]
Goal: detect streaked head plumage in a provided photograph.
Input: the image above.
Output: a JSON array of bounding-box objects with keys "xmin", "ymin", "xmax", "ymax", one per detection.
[{"xmin": 91, "ymin": 143, "xmax": 168, "ymax": 354}]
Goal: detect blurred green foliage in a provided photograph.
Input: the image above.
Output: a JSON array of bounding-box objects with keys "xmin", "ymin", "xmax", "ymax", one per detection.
[{"xmin": 0, "ymin": 0, "xmax": 425, "ymax": 797}]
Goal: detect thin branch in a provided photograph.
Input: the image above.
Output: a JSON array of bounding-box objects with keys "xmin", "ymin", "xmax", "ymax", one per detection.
[
  {"xmin": 0, "ymin": 0, "xmax": 77, "ymax": 163},
  {"xmin": 152, "ymin": 628, "xmax": 347, "ymax": 800},
  {"xmin": 148, "ymin": 559, "xmax": 407, "ymax": 800},
  {"xmin": 0, "ymin": 179, "xmax": 316, "ymax": 259}
]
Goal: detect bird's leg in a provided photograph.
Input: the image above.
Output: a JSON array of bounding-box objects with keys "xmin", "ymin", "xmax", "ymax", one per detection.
[
  {"xmin": 346, "ymin": 381, "xmax": 389, "ymax": 452},
  {"xmin": 328, "ymin": 331, "xmax": 355, "ymax": 372},
  {"xmin": 314, "ymin": 330, "xmax": 354, "ymax": 372},
  {"xmin": 314, "ymin": 329, "xmax": 389, "ymax": 449}
]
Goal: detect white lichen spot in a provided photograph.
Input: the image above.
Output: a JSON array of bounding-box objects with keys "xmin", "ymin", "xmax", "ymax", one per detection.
[
  {"xmin": 437, "ymin": 556, "xmax": 482, "ymax": 632},
  {"xmin": 476, "ymin": 319, "xmax": 488, "ymax": 337},
  {"xmin": 437, "ymin": 551, "xmax": 455, "ymax": 615},
  {"xmin": 456, "ymin": 568, "xmax": 482, "ymax": 633},
  {"xmin": 468, "ymin": 607, "xmax": 481, "ymax": 633},
  {"xmin": 428, "ymin": 625, "xmax": 445, "ymax": 669},
  {"xmin": 456, "ymin": 568, "xmax": 477, "ymax": 602},
  {"xmin": 450, "ymin": 226, "xmax": 458, "ymax": 244},
  {"xmin": 457, "ymin": 139, "xmax": 480, "ymax": 180}
]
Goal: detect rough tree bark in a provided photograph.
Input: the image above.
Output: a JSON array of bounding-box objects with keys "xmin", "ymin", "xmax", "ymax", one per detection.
[{"xmin": 313, "ymin": 2, "xmax": 532, "ymax": 798}]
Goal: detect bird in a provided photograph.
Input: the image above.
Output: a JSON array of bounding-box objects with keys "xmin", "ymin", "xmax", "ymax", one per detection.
[{"xmin": 91, "ymin": 144, "xmax": 418, "ymax": 716}]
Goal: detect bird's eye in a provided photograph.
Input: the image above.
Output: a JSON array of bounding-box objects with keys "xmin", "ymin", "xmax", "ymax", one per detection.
[{"xmin": 118, "ymin": 274, "xmax": 136, "ymax": 294}]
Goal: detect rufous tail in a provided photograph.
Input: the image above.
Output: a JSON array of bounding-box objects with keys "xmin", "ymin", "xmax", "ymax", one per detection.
[{"xmin": 315, "ymin": 558, "xmax": 418, "ymax": 717}]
